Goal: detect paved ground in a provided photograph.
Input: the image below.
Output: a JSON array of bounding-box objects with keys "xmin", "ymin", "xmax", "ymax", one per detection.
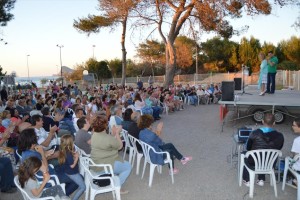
[{"xmin": 1, "ymin": 103, "xmax": 298, "ymax": 200}]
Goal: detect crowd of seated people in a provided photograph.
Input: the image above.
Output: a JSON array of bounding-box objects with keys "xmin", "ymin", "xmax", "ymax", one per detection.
[{"xmin": 0, "ymin": 80, "xmax": 221, "ymax": 198}]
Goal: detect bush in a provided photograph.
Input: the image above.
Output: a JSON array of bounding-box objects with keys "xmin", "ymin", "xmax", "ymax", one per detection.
[{"xmin": 278, "ymin": 61, "xmax": 300, "ymax": 70}]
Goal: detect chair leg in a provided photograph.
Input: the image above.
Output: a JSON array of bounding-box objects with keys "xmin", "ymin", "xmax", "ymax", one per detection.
[
  {"xmin": 136, "ymin": 154, "xmax": 143, "ymax": 175},
  {"xmin": 249, "ymin": 172, "xmax": 255, "ymax": 198},
  {"xmin": 85, "ymin": 181, "xmax": 89, "ymax": 200},
  {"xmin": 128, "ymin": 148, "xmax": 134, "ymax": 165},
  {"xmin": 115, "ymin": 188, "xmax": 121, "ymax": 200},
  {"xmin": 282, "ymin": 157, "xmax": 289, "ymax": 191},
  {"xmin": 149, "ymin": 165, "xmax": 156, "ymax": 187},
  {"xmin": 123, "ymin": 144, "xmax": 128, "ymax": 161},
  {"xmin": 131, "ymin": 151, "xmax": 136, "ymax": 167},
  {"xmin": 239, "ymin": 159, "xmax": 244, "ymax": 187},
  {"xmin": 141, "ymin": 160, "xmax": 147, "ymax": 179},
  {"xmin": 271, "ymin": 171, "xmax": 278, "ymax": 197},
  {"xmin": 169, "ymin": 161, "xmax": 174, "ymax": 184},
  {"xmin": 90, "ymin": 189, "xmax": 96, "ymax": 200}
]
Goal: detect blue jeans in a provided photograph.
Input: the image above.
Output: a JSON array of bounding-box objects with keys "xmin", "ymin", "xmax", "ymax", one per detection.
[
  {"xmin": 53, "ymin": 165, "xmax": 78, "ymax": 196},
  {"xmin": 152, "ymin": 106, "xmax": 161, "ymax": 118},
  {"xmin": 188, "ymin": 95, "xmax": 198, "ymax": 105},
  {"xmin": 113, "ymin": 161, "xmax": 131, "ymax": 186},
  {"xmin": 266, "ymin": 72, "xmax": 276, "ymax": 93},
  {"xmin": 66, "ymin": 173, "xmax": 85, "ymax": 200},
  {"xmin": 142, "ymin": 107, "xmax": 153, "ymax": 115},
  {"xmin": 59, "ymin": 119, "xmax": 76, "ymax": 135},
  {"xmin": 0, "ymin": 157, "xmax": 15, "ymax": 191}
]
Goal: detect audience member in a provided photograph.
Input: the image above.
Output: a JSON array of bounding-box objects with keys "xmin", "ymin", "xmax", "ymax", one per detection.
[
  {"xmin": 138, "ymin": 114, "xmax": 192, "ymax": 175},
  {"xmin": 74, "ymin": 117, "xmax": 91, "ymax": 154},
  {"xmin": 242, "ymin": 113, "xmax": 284, "ymax": 187},
  {"xmin": 91, "ymin": 115, "xmax": 131, "ymax": 194}
]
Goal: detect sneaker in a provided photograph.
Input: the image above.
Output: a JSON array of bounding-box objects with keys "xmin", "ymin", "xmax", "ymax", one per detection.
[
  {"xmin": 259, "ymin": 92, "xmax": 265, "ymax": 96},
  {"xmin": 256, "ymin": 180, "xmax": 264, "ymax": 186},
  {"xmin": 181, "ymin": 156, "xmax": 193, "ymax": 165},
  {"xmin": 243, "ymin": 180, "xmax": 250, "ymax": 187},
  {"xmin": 169, "ymin": 168, "xmax": 179, "ymax": 175}
]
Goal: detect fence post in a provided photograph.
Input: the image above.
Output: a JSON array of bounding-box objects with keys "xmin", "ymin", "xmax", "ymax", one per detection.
[
  {"xmin": 227, "ymin": 71, "xmax": 229, "ymax": 81},
  {"xmin": 298, "ymin": 70, "xmax": 300, "ymax": 91},
  {"xmin": 282, "ymin": 70, "xmax": 284, "ymax": 87},
  {"xmin": 177, "ymin": 75, "xmax": 180, "ymax": 83},
  {"xmin": 194, "ymin": 74, "xmax": 196, "ymax": 85},
  {"xmin": 210, "ymin": 72, "xmax": 212, "ymax": 84},
  {"xmin": 289, "ymin": 70, "xmax": 291, "ymax": 87}
]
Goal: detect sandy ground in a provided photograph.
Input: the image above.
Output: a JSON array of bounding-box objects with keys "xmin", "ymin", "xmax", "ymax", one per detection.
[{"xmin": 1, "ymin": 103, "xmax": 298, "ymax": 200}]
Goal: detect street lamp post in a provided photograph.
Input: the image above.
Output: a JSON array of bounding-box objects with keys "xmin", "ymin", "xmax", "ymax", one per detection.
[
  {"xmin": 92, "ymin": 45, "xmax": 96, "ymax": 59},
  {"xmin": 56, "ymin": 44, "xmax": 64, "ymax": 87},
  {"xmin": 26, "ymin": 54, "xmax": 30, "ymax": 82}
]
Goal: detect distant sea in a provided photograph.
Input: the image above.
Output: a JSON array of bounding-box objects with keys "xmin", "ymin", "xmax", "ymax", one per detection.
[{"xmin": 15, "ymin": 76, "xmax": 60, "ymax": 88}]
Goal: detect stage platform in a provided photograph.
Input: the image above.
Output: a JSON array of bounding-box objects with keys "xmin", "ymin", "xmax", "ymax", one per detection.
[
  {"xmin": 219, "ymin": 89, "xmax": 300, "ymax": 107},
  {"xmin": 218, "ymin": 89, "xmax": 300, "ymax": 129}
]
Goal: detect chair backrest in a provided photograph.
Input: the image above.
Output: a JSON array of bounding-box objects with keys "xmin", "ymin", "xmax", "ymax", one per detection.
[
  {"xmin": 16, "ymin": 149, "xmax": 22, "ymax": 160},
  {"xmin": 14, "ymin": 176, "xmax": 55, "ymax": 200},
  {"xmin": 75, "ymin": 145, "xmax": 91, "ymax": 158},
  {"xmin": 80, "ymin": 157, "xmax": 116, "ymax": 188},
  {"xmin": 122, "ymin": 129, "xmax": 134, "ymax": 148},
  {"xmin": 127, "ymin": 134, "xmax": 139, "ymax": 152},
  {"xmin": 245, "ymin": 149, "xmax": 282, "ymax": 172},
  {"xmin": 139, "ymin": 140, "xmax": 157, "ymax": 164}
]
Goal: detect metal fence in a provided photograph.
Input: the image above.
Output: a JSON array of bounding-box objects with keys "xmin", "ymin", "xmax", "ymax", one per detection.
[{"xmin": 67, "ymin": 70, "xmax": 300, "ymax": 91}]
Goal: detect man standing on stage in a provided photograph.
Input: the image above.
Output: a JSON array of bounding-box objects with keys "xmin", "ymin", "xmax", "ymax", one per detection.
[{"xmin": 266, "ymin": 51, "xmax": 278, "ymax": 94}]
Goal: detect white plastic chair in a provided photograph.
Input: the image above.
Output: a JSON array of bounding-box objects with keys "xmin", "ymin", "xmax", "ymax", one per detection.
[
  {"xmin": 159, "ymin": 100, "xmax": 169, "ymax": 115},
  {"xmin": 75, "ymin": 145, "xmax": 91, "ymax": 177},
  {"xmin": 127, "ymin": 134, "xmax": 143, "ymax": 175},
  {"xmin": 121, "ymin": 129, "xmax": 135, "ymax": 164},
  {"xmin": 139, "ymin": 140, "xmax": 174, "ymax": 187},
  {"xmin": 80, "ymin": 157, "xmax": 121, "ymax": 200},
  {"xmin": 239, "ymin": 149, "xmax": 282, "ymax": 198},
  {"xmin": 14, "ymin": 175, "xmax": 66, "ymax": 200},
  {"xmin": 134, "ymin": 108, "xmax": 144, "ymax": 115},
  {"xmin": 282, "ymin": 156, "xmax": 300, "ymax": 200}
]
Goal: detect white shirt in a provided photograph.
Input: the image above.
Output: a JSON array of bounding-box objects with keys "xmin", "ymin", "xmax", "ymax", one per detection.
[
  {"xmin": 291, "ymin": 136, "xmax": 300, "ymax": 171},
  {"xmin": 87, "ymin": 103, "xmax": 98, "ymax": 113},
  {"xmin": 73, "ymin": 117, "xmax": 79, "ymax": 133},
  {"xmin": 34, "ymin": 127, "xmax": 57, "ymax": 150}
]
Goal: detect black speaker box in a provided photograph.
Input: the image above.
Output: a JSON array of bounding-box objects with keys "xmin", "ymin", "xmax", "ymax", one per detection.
[
  {"xmin": 221, "ymin": 81, "xmax": 235, "ymax": 101},
  {"xmin": 234, "ymin": 78, "xmax": 242, "ymax": 90}
]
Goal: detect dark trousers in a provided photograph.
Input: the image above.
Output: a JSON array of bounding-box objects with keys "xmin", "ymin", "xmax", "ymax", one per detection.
[
  {"xmin": 159, "ymin": 143, "xmax": 183, "ymax": 168},
  {"xmin": 0, "ymin": 157, "xmax": 15, "ymax": 191},
  {"xmin": 266, "ymin": 72, "xmax": 276, "ymax": 93},
  {"xmin": 242, "ymin": 157, "xmax": 277, "ymax": 182},
  {"xmin": 242, "ymin": 158, "xmax": 265, "ymax": 182}
]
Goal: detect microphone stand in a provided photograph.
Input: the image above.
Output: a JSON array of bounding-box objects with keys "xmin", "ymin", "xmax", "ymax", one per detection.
[{"xmin": 238, "ymin": 65, "xmax": 252, "ymax": 96}]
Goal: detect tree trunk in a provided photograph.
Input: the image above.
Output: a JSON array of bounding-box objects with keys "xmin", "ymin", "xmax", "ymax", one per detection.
[
  {"xmin": 163, "ymin": 41, "xmax": 176, "ymax": 88},
  {"xmin": 121, "ymin": 16, "xmax": 127, "ymax": 86}
]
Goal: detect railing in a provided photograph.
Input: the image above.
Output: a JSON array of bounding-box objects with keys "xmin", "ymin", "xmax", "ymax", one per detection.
[{"xmin": 66, "ymin": 70, "xmax": 300, "ymax": 91}]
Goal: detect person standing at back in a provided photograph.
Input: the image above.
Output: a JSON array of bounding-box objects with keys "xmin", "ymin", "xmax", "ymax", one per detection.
[
  {"xmin": 289, "ymin": 118, "xmax": 300, "ymax": 177},
  {"xmin": 266, "ymin": 51, "xmax": 278, "ymax": 94},
  {"xmin": 242, "ymin": 113, "xmax": 284, "ymax": 187}
]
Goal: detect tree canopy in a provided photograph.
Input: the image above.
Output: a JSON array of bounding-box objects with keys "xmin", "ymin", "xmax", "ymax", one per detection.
[
  {"xmin": 0, "ymin": 0, "xmax": 16, "ymax": 27},
  {"xmin": 132, "ymin": 0, "xmax": 287, "ymax": 87}
]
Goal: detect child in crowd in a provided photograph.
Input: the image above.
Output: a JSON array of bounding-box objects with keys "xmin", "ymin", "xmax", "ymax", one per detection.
[
  {"xmin": 58, "ymin": 134, "xmax": 85, "ymax": 200},
  {"xmin": 18, "ymin": 156, "xmax": 69, "ymax": 199}
]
